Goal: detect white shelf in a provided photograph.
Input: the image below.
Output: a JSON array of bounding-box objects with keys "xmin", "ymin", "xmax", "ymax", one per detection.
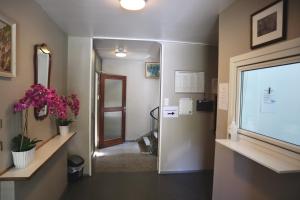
[
  {"xmin": 216, "ymin": 139, "xmax": 300, "ymax": 174},
  {"xmin": 0, "ymin": 132, "xmax": 76, "ymax": 181}
]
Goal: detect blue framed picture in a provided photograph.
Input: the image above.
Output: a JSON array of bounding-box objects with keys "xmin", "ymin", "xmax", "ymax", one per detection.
[{"xmin": 145, "ymin": 62, "xmax": 160, "ymax": 79}]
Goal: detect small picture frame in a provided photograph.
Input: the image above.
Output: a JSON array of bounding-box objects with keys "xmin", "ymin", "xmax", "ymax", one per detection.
[
  {"xmin": 0, "ymin": 13, "xmax": 16, "ymax": 78},
  {"xmin": 145, "ymin": 62, "xmax": 160, "ymax": 79},
  {"xmin": 251, "ymin": 0, "xmax": 287, "ymax": 49}
]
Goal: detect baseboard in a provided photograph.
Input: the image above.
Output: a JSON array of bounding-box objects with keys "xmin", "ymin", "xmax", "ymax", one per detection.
[
  {"xmin": 158, "ymin": 169, "xmax": 213, "ymax": 175},
  {"xmin": 125, "ymin": 140, "xmax": 137, "ymax": 142}
]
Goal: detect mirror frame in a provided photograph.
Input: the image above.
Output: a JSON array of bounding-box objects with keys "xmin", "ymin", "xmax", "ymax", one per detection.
[{"xmin": 34, "ymin": 43, "xmax": 52, "ymax": 120}]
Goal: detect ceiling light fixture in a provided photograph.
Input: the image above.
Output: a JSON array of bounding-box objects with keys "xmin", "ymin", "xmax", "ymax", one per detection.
[
  {"xmin": 115, "ymin": 48, "xmax": 127, "ymax": 58},
  {"xmin": 119, "ymin": 0, "xmax": 146, "ymax": 11}
]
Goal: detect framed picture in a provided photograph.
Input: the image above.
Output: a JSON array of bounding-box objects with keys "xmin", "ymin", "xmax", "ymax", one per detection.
[
  {"xmin": 145, "ymin": 62, "xmax": 160, "ymax": 79},
  {"xmin": 0, "ymin": 13, "xmax": 16, "ymax": 77},
  {"xmin": 251, "ymin": 0, "xmax": 287, "ymax": 49}
]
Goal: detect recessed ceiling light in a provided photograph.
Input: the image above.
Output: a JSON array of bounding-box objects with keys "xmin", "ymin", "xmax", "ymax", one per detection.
[
  {"xmin": 120, "ymin": 0, "xmax": 146, "ymax": 11},
  {"xmin": 115, "ymin": 48, "xmax": 127, "ymax": 58}
]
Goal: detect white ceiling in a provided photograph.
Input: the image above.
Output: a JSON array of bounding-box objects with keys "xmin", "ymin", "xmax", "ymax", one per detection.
[
  {"xmin": 94, "ymin": 39, "xmax": 160, "ymax": 61},
  {"xmin": 35, "ymin": 0, "xmax": 235, "ymax": 45}
]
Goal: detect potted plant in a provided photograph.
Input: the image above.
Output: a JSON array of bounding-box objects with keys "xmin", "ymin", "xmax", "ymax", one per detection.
[
  {"xmin": 12, "ymin": 84, "xmax": 61, "ymax": 168},
  {"xmin": 53, "ymin": 94, "xmax": 80, "ymax": 135},
  {"xmin": 11, "ymin": 134, "xmax": 41, "ymax": 169}
]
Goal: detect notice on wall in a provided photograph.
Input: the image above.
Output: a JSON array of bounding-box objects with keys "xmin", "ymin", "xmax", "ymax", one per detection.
[
  {"xmin": 175, "ymin": 71, "xmax": 205, "ymax": 93},
  {"xmin": 179, "ymin": 98, "xmax": 193, "ymax": 115},
  {"xmin": 163, "ymin": 106, "xmax": 179, "ymax": 118},
  {"xmin": 218, "ymin": 83, "xmax": 228, "ymax": 111},
  {"xmin": 261, "ymin": 87, "xmax": 276, "ymax": 113}
]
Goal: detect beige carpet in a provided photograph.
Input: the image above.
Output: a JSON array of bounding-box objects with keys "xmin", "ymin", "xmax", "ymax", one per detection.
[{"xmin": 94, "ymin": 153, "xmax": 157, "ymax": 173}]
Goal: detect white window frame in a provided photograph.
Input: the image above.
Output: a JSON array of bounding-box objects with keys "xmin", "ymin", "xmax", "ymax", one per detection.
[{"xmin": 229, "ymin": 37, "xmax": 300, "ymax": 155}]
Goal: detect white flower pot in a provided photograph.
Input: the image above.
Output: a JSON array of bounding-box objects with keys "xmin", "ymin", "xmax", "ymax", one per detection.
[
  {"xmin": 59, "ymin": 126, "xmax": 70, "ymax": 136},
  {"xmin": 12, "ymin": 148, "xmax": 35, "ymax": 169}
]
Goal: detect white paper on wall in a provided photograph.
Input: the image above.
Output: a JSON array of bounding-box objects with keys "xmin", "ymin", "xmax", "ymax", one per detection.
[
  {"xmin": 179, "ymin": 98, "xmax": 193, "ymax": 115},
  {"xmin": 175, "ymin": 71, "xmax": 205, "ymax": 93},
  {"xmin": 218, "ymin": 83, "xmax": 229, "ymax": 111}
]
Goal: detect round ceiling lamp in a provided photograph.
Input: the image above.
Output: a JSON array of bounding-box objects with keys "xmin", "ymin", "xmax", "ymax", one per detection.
[
  {"xmin": 115, "ymin": 48, "xmax": 127, "ymax": 58},
  {"xmin": 120, "ymin": 0, "xmax": 146, "ymax": 11}
]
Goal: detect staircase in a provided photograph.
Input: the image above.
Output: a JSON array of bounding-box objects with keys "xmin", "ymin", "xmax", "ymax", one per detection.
[{"xmin": 137, "ymin": 107, "xmax": 159, "ymax": 156}]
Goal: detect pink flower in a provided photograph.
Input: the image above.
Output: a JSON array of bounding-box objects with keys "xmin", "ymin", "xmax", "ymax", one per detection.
[
  {"xmin": 67, "ymin": 94, "xmax": 80, "ymax": 117},
  {"xmin": 13, "ymin": 84, "xmax": 55, "ymax": 113},
  {"xmin": 13, "ymin": 84, "xmax": 80, "ymax": 121}
]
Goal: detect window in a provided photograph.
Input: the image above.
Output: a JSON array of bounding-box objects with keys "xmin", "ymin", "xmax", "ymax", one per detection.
[
  {"xmin": 236, "ymin": 60, "xmax": 300, "ymax": 152},
  {"xmin": 239, "ymin": 62, "xmax": 300, "ymax": 147},
  {"xmin": 223, "ymin": 38, "xmax": 300, "ymax": 172}
]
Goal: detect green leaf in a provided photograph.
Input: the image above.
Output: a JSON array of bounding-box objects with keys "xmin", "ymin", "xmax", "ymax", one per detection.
[{"xmin": 11, "ymin": 134, "xmax": 42, "ymax": 152}]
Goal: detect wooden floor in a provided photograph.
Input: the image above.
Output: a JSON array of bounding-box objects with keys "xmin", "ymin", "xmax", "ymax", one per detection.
[{"xmin": 60, "ymin": 171, "xmax": 213, "ymax": 200}]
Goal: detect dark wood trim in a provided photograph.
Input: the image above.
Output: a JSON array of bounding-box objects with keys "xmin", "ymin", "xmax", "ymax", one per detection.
[
  {"xmin": 104, "ymin": 107, "xmax": 124, "ymax": 112},
  {"xmin": 250, "ymin": 0, "xmax": 288, "ymax": 49},
  {"xmin": 101, "ymin": 138, "xmax": 123, "ymax": 148},
  {"xmin": 34, "ymin": 43, "xmax": 52, "ymax": 120},
  {"xmin": 98, "ymin": 73, "xmax": 127, "ymax": 148}
]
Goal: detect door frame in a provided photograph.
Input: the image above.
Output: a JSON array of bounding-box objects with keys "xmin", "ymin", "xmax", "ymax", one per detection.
[{"xmin": 98, "ymin": 73, "xmax": 127, "ymax": 148}]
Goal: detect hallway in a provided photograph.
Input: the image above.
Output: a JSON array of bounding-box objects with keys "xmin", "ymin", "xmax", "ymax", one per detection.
[{"xmin": 60, "ymin": 171, "xmax": 213, "ymax": 200}]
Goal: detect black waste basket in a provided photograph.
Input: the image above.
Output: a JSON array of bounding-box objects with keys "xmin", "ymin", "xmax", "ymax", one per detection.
[{"xmin": 68, "ymin": 155, "xmax": 84, "ymax": 182}]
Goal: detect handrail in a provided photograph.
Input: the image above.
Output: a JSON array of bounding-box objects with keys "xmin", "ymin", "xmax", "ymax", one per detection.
[{"xmin": 150, "ymin": 106, "xmax": 159, "ymax": 121}]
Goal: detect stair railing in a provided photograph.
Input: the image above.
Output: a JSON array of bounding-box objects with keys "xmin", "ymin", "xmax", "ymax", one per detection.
[{"xmin": 150, "ymin": 106, "xmax": 159, "ymax": 131}]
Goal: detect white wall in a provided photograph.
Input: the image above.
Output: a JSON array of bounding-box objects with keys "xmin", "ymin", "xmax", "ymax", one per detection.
[
  {"xmin": 102, "ymin": 59, "xmax": 160, "ymax": 140},
  {"xmin": 67, "ymin": 37, "xmax": 93, "ymax": 175},
  {"xmin": 159, "ymin": 42, "xmax": 218, "ymax": 173},
  {"xmin": 93, "ymin": 51, "xmax": 101, "ymax": 147}
]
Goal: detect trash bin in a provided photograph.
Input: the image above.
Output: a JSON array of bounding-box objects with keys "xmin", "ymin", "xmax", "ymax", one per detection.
[{"xmin": 68, "ymin": 155, "xmax": 84, "ymax": 182}]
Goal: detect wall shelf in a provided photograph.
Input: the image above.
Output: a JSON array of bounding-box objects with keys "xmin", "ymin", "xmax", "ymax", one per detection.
[
  {"xmin": 216, "ymin": 139, "xmax": 300, "ymax": 174},
  {"xmin": 0, "ymin": 132, "xmax": 76, "ymax": 181}
]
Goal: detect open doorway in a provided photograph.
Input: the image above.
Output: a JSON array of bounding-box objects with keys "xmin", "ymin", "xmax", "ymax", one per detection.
[{"xmin": 92, "ymin": 39, "xmax": 161, "ymax": 173}]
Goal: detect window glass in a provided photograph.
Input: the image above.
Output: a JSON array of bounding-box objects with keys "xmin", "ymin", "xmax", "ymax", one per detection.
[{"xmin": 240, "ymin": 62, "xmax": 300, "ymax": 146}]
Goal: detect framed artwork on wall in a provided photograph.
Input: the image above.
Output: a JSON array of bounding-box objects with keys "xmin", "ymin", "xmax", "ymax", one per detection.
[
  {"xmin": 251, "ymin": 0, "xmax": 287, "ymax": 49},
  {"xmin": 0, "ymin": 13, "xmax": 16, "ymax": 78},
  {"xmin": 145, "ymin": 62, "xmax": 160, "ymax": 79}
]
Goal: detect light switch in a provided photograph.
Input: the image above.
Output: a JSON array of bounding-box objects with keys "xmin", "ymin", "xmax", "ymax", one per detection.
[{"xmin": 164, "ymin": 98, "xmax": 169, "ymax": 106}]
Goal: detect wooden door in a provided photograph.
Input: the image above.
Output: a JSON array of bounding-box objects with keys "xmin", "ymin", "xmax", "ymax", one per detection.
[{"xmin": 99, "ymin": 73, "xmax": 126, "ymax": 148}]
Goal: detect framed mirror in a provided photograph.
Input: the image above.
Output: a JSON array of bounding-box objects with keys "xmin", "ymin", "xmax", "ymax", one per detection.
[{"xmin": 34, "ymin": 43, "xmax": 51, "ymax": 120}]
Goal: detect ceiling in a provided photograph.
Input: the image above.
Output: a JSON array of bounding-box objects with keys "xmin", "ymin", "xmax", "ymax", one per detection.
[
  {"xmin": 35, "ymin": 0, "xmax": 235, "ymax": 45},
  {"xmin": 94, "ymin": 39, "xmax": 161, "ymax": 61}
]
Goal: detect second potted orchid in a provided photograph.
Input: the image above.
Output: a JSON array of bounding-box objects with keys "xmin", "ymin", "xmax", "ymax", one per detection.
[{"xmin": 54, "ymin": 94, "xmax": 80, "ymax": 135}]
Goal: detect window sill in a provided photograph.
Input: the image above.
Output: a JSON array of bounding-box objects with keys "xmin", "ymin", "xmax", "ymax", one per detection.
[
  {"xmin": 216, "ymin": 137, "xmax": 300, "ymax": 174},
  {"xmin": 0, "ymin": 132, "xmax": 76, "ymax": 181}
]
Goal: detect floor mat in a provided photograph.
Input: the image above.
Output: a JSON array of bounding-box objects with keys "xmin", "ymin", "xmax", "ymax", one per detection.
[{"xmin": 94, "ymin": 153, "xmax": 157, "ymax": 172}]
